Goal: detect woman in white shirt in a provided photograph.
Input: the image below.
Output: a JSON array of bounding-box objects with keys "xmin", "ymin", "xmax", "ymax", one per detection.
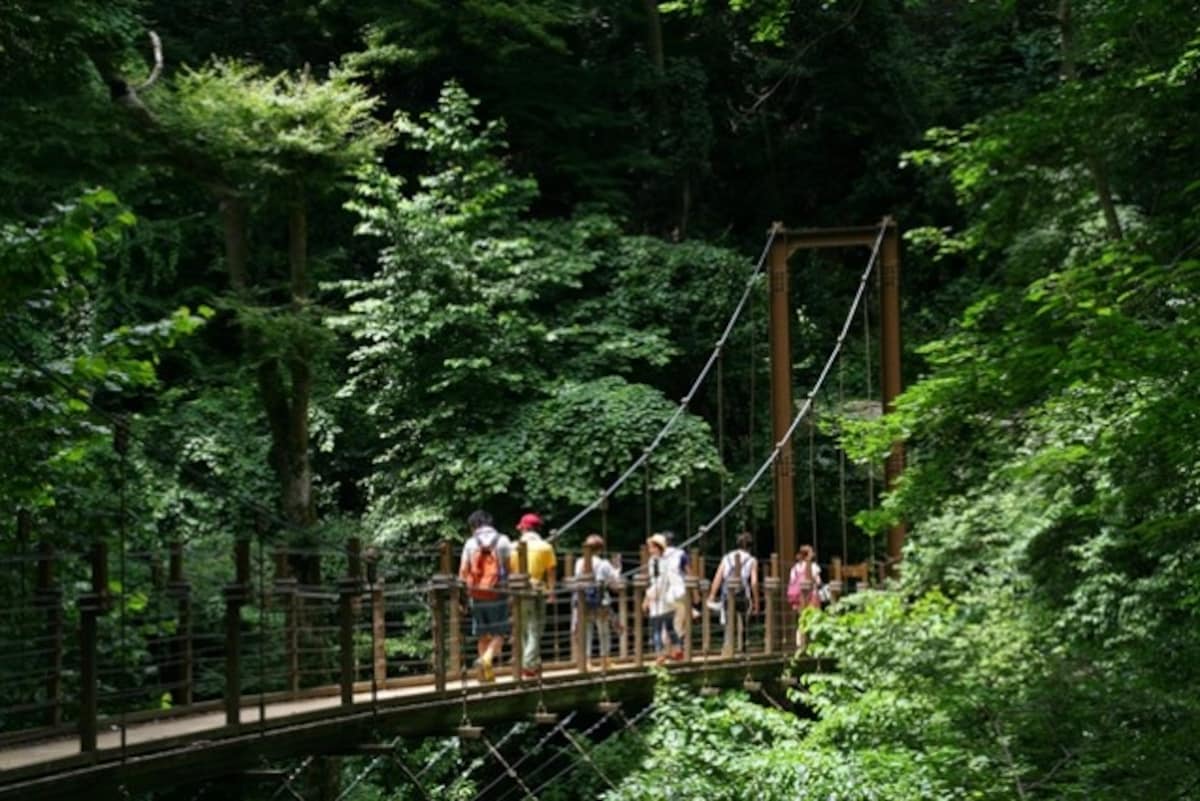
[{"xmin": 643, "ymin": 534, "xmax": 684, "ymax": 663}]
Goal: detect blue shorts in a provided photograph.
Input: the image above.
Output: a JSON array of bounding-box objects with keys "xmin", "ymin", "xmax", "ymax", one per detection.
[{"xmin": 471, "ymin": 600, "xmax": 510, "ymax": 636}]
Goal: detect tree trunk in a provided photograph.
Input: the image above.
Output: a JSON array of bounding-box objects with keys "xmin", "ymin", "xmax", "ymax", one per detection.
[
  {"xmin": 642, "ymin": 0, "xmax": 667, "ymax": 126},
  {"xmin": 257, "ymin": 195, "xmax": 316, "ymax": 534},
  {"xmin": 288, "ymin": 199, "xmax": 307, "ymax": 308},
  {"xmin": 643, "ymin": 0, "xmax": 665, "ymax": 76},
  {"xmin": 1057, "ymin": 0, "xmax": 1124, "ymax": 240},
  {"xmin": 306, "ymin": 756, "xmax": 342, "ymax": 801},
  {"xmin": 93, "ymin": 46, "xmax": 319, "ymax": 551},
  {"xmin": 221, "ymin": 197, "xmax": 249, "ymax": 293}
]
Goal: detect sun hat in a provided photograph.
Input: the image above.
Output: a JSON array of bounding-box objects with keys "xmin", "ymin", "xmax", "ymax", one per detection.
[{"xmin": 646, "ymin": 533, "xmax": 668, "ymax": 552}]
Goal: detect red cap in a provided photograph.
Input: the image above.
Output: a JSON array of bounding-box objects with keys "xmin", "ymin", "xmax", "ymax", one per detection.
[{"xmin": 517, "ymin": 513, "xmax": 542, "ymax": 532}]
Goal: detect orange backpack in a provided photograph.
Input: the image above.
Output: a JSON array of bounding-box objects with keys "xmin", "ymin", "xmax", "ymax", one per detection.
[{"xmin": 466, "ymin": 539, "xmax": 506, "ymax": 601}]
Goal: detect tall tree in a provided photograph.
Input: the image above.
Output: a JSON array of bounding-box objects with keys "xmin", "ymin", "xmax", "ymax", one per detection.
[{"xmin": 152, "ymin": 61, "xmax": 391, "ymax": 528}]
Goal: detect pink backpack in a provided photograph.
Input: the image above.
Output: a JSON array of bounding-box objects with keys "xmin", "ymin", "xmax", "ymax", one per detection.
[{"xmin": 787, "ymin": 562, "xmax": 813, "ymax": 608}]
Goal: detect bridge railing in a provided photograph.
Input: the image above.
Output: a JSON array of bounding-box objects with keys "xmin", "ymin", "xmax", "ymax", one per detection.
[{"xmin": 0, "ymin": 532, "xmax": 881, "ymax": 760}]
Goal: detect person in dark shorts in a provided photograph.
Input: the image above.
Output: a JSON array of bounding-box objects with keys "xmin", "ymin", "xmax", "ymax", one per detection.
[{"xmin": 459, "ymin": 510, "xmax": 513, "ymax": 682}]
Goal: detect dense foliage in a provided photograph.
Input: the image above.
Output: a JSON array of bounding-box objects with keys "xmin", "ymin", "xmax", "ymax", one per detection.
[{"xmin": 2, "ymin": 0, "xmax": 1199, "ymax": 797}]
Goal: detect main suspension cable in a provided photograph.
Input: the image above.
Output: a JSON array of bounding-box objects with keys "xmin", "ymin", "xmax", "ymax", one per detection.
[
  {"xmin": 649, "ymin": 221, "xmax": 888, "ymax": 560},
  {"xmin": 548, "ymin": 227, "xmax": 780, "ymax": 543},
  {"xmin": 586, "ymin": 220, "xmax": 888, "ymax": 581}
]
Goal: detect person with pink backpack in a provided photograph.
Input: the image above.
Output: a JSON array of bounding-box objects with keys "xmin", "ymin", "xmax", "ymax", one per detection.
[{"xmin": 787, "ymin": 544, "xmax": 822, "ymax": 651}]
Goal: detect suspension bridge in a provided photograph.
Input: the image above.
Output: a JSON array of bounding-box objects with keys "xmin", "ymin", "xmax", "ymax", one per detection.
[{"xmin": 0, "ymin": 219, "xmax": 905, "ymax": 800}]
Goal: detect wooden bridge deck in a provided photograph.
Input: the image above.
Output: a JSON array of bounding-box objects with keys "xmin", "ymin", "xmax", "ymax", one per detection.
[{"xmin": 0, "ymin": 653, "xmax": 797, "ymax": 801}]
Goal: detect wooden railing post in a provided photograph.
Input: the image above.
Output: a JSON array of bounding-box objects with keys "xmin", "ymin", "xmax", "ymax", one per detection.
[
  {"xmin": 273, "ymin": 549, "xmax": 300, "ymax": 694},
  {"xmin": 347, "ymin": 538, "xmax": 363, "ymax": 585},
  {"xmin": 79, "ymin": 541, "xmax": 109, "ymax": 752},
  {"xmin": 167, "ymin": 541, "xmax": 193, "ymax": 706},
  {"xmin": 564, "ymin": 551, "xmax": 577, "ymax": 665},
  {"xmin": 616, "ymin": 553, "xmax": 629, "ymax": 660},
  {"xmin": 17, "ymin": 510, "xmax": 31, "ymax": 588},
  {"xmin": 517, "ymin": 539, "xmax": 529, "ymax": 575},
  {"xmin": 829, "ymin": 556, "xmax": 844, "ymax": 603},
  {"xmin": 235, "ymin": 537, "xmax": 251, "ymax": 586},
  {"xmin": 337, "ymin": 577, "xmax": 357, "ymax": 705},
  {"xmin": 509, "ymin": 540, "xmax": 528, "ymax": 684},
  {"xmin": 368, "ymin": 552, "xmax": 386, "ymax": 686},
  {"xmin": 764, "ymin": 553, "xmax": 780, "ymax": 656},
  {"xmin": 779, "ymin": 555, "xmax": 794, "ymax": 654},
  {"xmin": 575, "ymin": 552, "xmax": 592, "ymax": 674},
  {"xmin": 440, "ymin": 541, "xmax": 462, "ymax": 679},
  {"xmin": 36, "ymin": 542, "xmax": 63, "ymax": 726},
  {"xmin": 90, "ymin": 541, "xmax": 110, "ymax": 606},
  {"xmin": 346, "ymin": 538, "xmax": 364, "ymax": 683},
  {"xmin": 698, "ymin": 555, "xmax": 711, "ymax": 657},
  {"xmin": 723, "ymin": 553, "xmax": 741, "ymax": 657},
  {"xmin": 224, "ymin": 539, "xmax": 250, "ymax": 726},
  {"xmin": 633, "ymin": 546, "xmax": 648, "ymax": 668},
  {"xmin": 78, "ymin": 592, "xmax": 100, "ymax": 753},
  {"xmin": 431, "ymin": 576, "xmax": 447, "ymax": 694},
  {"xmin": 684, "ymin": 547, "xmax": 699, "ymax": 662}
]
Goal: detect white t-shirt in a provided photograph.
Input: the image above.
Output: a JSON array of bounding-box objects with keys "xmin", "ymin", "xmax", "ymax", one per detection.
[
  {"xmin": 663, "ymin": 546, "xmax": 689, "ymax": 580},
  {"xmin": 459, "ymin": 527, "xmax": 513, "ymax": 573},
  {"xmin": 719, "ymin": 549, "xmax": 757, "ymax": 596},
  {"xmin": 573, "ymin": 555, "xmax": 618, "ymax": 608},
  {"xmin": 573, "ymin": 556, "xmax": 618, "ymax": 584}
]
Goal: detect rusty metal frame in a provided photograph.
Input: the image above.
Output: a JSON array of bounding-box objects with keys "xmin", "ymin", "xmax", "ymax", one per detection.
[{"xmin": 767, "ymin": 218, "xmax": 905, "ymax": 574}]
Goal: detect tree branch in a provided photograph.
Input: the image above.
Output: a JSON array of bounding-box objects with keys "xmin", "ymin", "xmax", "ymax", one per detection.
[
  {"xmin": 138, "ymin": 31, "xmax": 163, "ymax": 91},
  {"xmin": 987, "ymin": 711, "xmax": 1030, "ymax": 801},
  {"xmin": 1057, "ymin": 0, "xmax": 1124, "ymax": 240},
  {"xmin": 87, "ymin": 37, "xmax": 239, "ymax": 200},
  {"xmin": 744, "ymin": 0, "xmax": 864, "ymax": 117}
]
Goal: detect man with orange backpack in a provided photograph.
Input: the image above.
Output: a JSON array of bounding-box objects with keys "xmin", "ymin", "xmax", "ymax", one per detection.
[{"xmin": 459, "ymin": 510, "xmax": 513, "ymax": 682}]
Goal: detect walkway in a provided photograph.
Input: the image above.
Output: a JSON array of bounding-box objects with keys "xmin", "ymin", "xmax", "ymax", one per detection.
[{"xmin": 0, "ymin": 653, "xmax": 795, "ymax": 801}]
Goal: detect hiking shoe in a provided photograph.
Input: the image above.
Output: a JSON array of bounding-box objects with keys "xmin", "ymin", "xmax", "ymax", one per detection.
[
  {"xmin": 477, "ymin": 654, "xmax": 496, "ymax": 683},
  {"xmin": 670, "ymin": 649, "xmax": 684, "ymax": 661},
  {"xmin": 521, "ymin": 668, "xmax": 540, "ymax": 679}
]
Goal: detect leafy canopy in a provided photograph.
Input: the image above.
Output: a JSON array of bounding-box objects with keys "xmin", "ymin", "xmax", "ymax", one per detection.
[{"xmin": 331, "ymin": 83, "xmax": 733, "ymax": 543}]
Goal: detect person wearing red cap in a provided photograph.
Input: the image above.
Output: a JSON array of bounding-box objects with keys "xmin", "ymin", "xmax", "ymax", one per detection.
[{"xmin": 509, "ymin": 513, "xmax": 556, "ymax": 677}]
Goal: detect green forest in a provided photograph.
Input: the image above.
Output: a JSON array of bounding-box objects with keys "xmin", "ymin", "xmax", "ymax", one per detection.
[{"xmin": 2, "ymin": 0, "xmax": 1200, "ymax": 798}]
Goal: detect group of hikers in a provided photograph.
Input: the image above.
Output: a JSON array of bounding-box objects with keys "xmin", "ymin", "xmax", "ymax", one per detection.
[{"xmin": 458, "ymin": 509, "xmax": 826, "ymax": 682}]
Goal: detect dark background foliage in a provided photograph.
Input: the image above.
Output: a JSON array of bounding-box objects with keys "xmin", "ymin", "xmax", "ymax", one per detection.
[{"xmin": 2, "ymin": 0, "xmax": 1198, "ymax": 797}]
